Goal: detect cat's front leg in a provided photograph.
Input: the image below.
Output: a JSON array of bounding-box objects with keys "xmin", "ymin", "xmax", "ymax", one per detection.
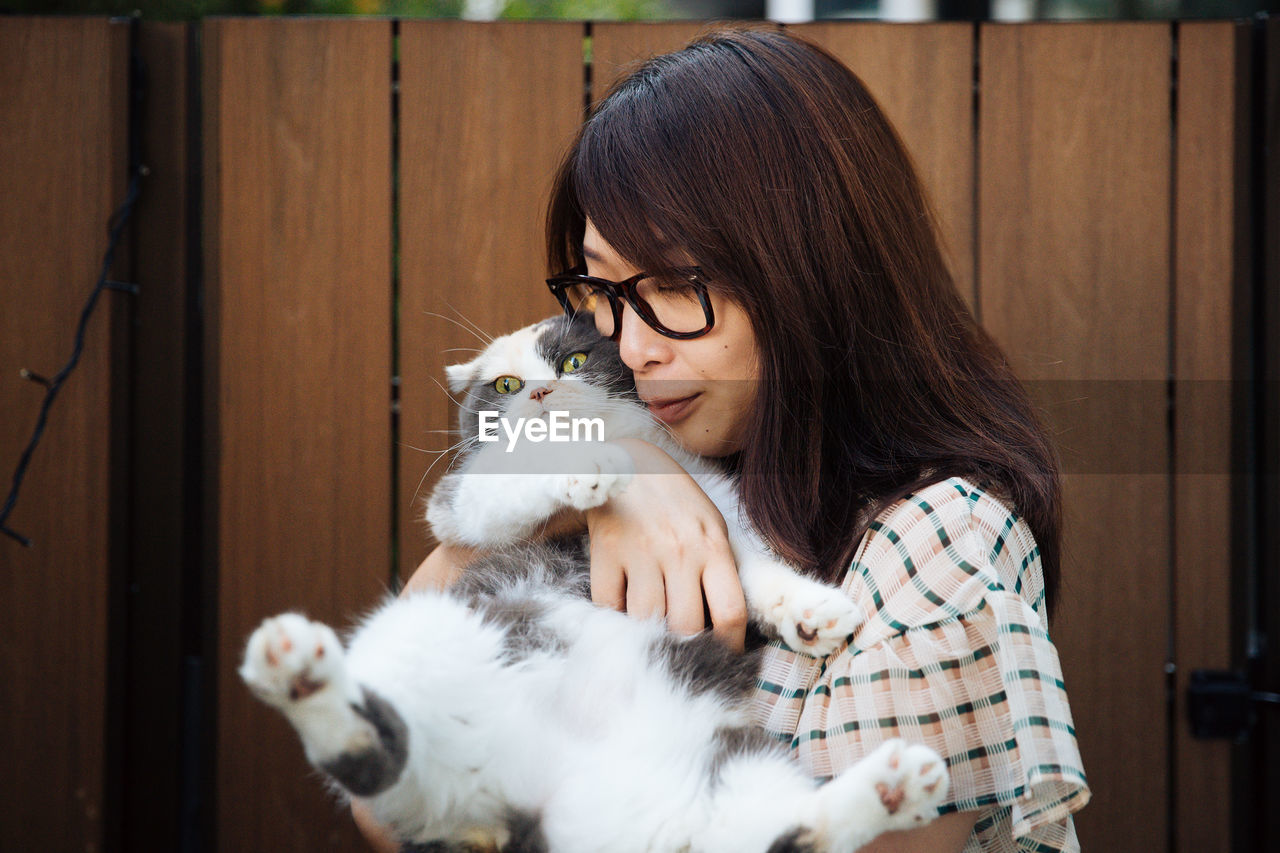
[
  {"xmin": 552, "ymin": 440, "xmax": 634, "ymax": 512},
  {"xmin": 734, "ymin": 552, "xmax": 862, "ymax": 657},
  {"xmin": 240, "ymin": 614, "xmax": 409, "ymax": 798},
  {"xmin": 427, "ymin": 442, "xmax": 633, "ymax": 547}
]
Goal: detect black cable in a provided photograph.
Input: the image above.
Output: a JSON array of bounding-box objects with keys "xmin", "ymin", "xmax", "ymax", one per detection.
[{"xmin": 0, "ymin": 165, "xmax": 144, "ymax": 548}]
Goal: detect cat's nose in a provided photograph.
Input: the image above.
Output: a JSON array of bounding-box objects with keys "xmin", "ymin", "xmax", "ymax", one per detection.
[{"xmin": 529, "ymin": 386, "xmax": 553, "ymax": 402}]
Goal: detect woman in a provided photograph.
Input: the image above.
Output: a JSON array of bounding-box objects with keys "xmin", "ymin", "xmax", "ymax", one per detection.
[{"xmin": 359, "ymin": 26, "xmax": 1089, "ymax": 853}]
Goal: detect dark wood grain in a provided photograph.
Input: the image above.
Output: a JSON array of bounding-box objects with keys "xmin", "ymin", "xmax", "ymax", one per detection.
[
  {"xmin": 121, "ymin": 21, "xmax": 198, "ymax": 852},
  {"xmin": 397, "ymin": 21, "xmax": 586, "ymax": 580},
  {"xmin": 1250, "ymin": 15, "xmax": 1280, "ymax": 848},
  {"xmin": 203, "ymin": 18, "xmax": 393, "ymax": 852},
  {"xmin": 0, "ymin": 16, "xmax": 129, "ymax": 853},
  {"xmin": 979, "ymin": 22, "xmax": 1172, "ymax": 851},
  {"xmin": 792, "ymin": 23, "xmax": 976, "ymax": 309},
  {"xmin": 1171, "ymin": 21, "xmax": 1253, "ymax": 853}
]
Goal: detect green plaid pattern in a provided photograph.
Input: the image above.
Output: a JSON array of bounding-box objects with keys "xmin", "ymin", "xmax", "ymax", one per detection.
[{"xmin": 749, "ymin": 478, "xmax": 1090, "ymax": 852}]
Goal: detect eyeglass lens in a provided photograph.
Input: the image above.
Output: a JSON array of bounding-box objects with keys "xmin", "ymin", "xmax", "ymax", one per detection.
[{"xmin": 561, "ymin": 272, "xmax": 707, "ymax": 338}]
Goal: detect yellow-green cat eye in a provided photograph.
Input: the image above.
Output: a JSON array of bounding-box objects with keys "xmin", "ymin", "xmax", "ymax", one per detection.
[
  {"xmin": 561, "ymin": 352, "xmax": 588, "ymax": 374},
  {"xmin": 493, "ymin": 376, "xmax": 523, "ymax": 395}
]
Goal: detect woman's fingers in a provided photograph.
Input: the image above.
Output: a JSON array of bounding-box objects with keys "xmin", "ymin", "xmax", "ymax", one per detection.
[
  {"xmin": 625, "ymin": 559, "xmax": 667, "ymax": 621},
  {"xmin": 664, "ymin": 568, "xmax": 708, "ymax": 637},
  {"xmin": 589, "ymin": 542, "xmax": 628, "ymax": 612},
  {"xmin": 701, "ymin": 554, "xmax": 748, "ymax": 651}
]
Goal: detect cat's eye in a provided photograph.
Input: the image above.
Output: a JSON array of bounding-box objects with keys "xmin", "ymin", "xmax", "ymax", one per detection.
[
  {"xmin": 561, "ymin": 352, "xmax": 588, "ymax": 374},
  {"xmin": 493, "ymin": 376, "xmax": 523, "ymax": 395}
]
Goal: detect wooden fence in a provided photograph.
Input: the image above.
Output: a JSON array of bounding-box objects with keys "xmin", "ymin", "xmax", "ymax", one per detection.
[{"xmin": 0, "ymin": 14, "xmax": 1274, "ymax": 853}]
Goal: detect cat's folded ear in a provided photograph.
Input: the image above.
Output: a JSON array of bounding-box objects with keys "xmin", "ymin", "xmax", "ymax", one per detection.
[{"xmin": 444, "ymin": 359, "xmax": 479, "ymax": 395}]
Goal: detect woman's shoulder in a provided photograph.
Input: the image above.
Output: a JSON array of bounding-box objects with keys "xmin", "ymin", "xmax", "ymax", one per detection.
[{"xmin": 843, "ymin": 476, "xmax": 1047, "ymax": 644}]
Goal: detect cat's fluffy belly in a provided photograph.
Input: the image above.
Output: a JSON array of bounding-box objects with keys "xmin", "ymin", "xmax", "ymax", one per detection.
[{"xmin": 242, "ymin": 549, "xmax": 948, "ymax": 851}]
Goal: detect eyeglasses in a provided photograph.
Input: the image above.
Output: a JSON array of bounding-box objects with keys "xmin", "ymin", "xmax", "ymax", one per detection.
[{"xmin": 545, "ymin": 265, "xmax": 715, "ymax": 341}]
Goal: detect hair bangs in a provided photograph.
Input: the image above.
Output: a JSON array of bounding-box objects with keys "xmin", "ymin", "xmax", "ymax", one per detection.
[{"xmin": 571, "ymin": 103, "xmax": 707, "ymax": 278}]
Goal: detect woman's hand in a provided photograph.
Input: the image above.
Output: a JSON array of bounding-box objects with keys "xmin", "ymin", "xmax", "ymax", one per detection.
[{"xmin": 586, "ymin": 438, "xmax": 748, "ymax": 651}]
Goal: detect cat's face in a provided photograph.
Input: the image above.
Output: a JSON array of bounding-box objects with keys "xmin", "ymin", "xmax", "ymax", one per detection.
[{"xmin": 445, "ymin": 314, "xmax": 645, "ymax": 449}]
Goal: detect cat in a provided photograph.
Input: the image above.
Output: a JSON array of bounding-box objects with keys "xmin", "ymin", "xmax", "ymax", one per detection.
[
  {"xmin": 425, "ymin": 314, "xmax": 861, "ymax": 655},
  {"xmin": 240, "ymin": 314, "xmax": 949, "ymax": 852}
]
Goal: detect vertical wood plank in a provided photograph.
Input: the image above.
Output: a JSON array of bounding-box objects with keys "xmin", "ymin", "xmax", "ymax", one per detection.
[
  {"xmin": 979, "ymin": 22, "xmax": 1172, "ymax": 851},
  {"xmin": 1172, "ymin": 21, "xmax": 1252, "ymax": 853},
  {"xmin": 590, "ymin": 21, "xmax": 718, "ymax": 106},
  {"xmin": 792, "ymin": 23, "xmax": 976, "ymax": 310},
  {"xmin": 397, "ymin": 21, "xmax": 585, "ymax": 579},
  {"xmin": 0, "ymin": 16, "xmax": 128, "ymax": 853},
  {"xmin": 203, "ymin": 18, "xmax": 393, "ymax": 852}
]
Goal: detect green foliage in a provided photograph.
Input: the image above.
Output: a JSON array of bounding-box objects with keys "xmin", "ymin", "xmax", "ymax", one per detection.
[
  {"xmin": 2, "ymin": 0, "xmax": 663, "ymax": 19},
  {"xmin": 381, "ymin": 0, "xmax": 467, "ymax": 17},
  {"xmin": 500, "ymin": 0, "xmax": 669, "ymax": 19}
]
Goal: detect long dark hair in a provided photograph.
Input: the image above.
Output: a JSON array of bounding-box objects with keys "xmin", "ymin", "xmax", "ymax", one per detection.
[{"xmin": 546, "ymin": 27, "xmax": 1063, "ymax": 616}]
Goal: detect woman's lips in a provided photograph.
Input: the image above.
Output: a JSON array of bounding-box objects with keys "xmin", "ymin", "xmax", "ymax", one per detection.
[{"xmin": 644, "ymin": 393, "xmax": 700, "ymax": 425}]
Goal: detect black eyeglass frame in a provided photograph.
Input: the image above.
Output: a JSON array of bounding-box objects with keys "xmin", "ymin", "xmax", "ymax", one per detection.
[{"xmin": 545, "ymin": 264, "xmax": 716, "ymax": 341}]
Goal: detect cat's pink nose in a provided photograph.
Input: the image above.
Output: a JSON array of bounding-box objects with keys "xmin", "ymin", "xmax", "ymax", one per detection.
[{"xmin": 529, "ymin": 386, "xmax": 553, "ymax": 402}]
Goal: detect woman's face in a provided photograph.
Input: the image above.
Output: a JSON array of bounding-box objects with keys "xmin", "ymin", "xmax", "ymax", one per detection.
[{"xmin": 582, "ymin": 220, "xmax": 760, "ymax": 457}]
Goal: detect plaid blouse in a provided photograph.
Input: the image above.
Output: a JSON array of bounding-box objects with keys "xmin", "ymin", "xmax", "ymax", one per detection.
[{"xmin": 749, "ymin": 477, "xmax": 1091, "ymax": 852}]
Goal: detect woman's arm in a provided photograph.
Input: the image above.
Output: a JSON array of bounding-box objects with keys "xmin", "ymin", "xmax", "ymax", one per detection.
[
  {"xmin": 351, "ymin": 798, "xmax": 400, "ymax": 853},
  {"xmin": 584, "ymin": 437, "xmax": 748, "ymax": 650}
]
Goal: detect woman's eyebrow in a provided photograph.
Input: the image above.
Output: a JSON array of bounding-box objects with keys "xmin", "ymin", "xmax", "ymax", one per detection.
[{"xmin": 582, "ymin": 245, "xmax": 602, "ymax": 261}]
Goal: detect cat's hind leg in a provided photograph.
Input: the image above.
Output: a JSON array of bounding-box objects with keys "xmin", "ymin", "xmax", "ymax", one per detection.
[
  {"xmin": 696, "ymin": 738, "xmax": 948, "ymax": 853},
  {"xmin": 240, "ymin": 613, "xmax": 409, "ymax": 798},
  {"xmin": 801, "ymin": 739, "xmax": 950, "ymax": 852}
]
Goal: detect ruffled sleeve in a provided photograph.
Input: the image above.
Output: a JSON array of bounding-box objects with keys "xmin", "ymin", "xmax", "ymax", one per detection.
[{"xmin": 749, "ymin": 478, "xmax": 1090, "ymax": 852}]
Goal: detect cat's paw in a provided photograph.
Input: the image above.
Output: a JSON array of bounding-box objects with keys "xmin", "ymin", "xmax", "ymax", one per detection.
[
  {"xmin": 767, "ymin": 580, "xmax": 862, "ymax": 657},
  {"xmin": 861, "ymin": 739, "xmax": 950, "ymax": 828},
  {"xmin": 240, "ymin": 613, "xmax": 347, "ymax": 711},
  {"xmin": 558, "ymin": 444, "xmax": 633, "ymax": 511}
]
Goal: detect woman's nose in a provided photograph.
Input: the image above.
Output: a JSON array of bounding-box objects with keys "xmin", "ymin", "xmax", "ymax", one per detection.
[{"xmin": 615, "ymin": 304, "xmax": 672, "ymax": 372}]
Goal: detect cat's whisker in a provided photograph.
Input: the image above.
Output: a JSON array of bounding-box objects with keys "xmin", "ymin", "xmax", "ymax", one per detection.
[
  {"xmin": 428, "ymin": 375, "xmax": 470, "ymax": 411},
  {"xmin": 409, "ymin": 434, "xmax": 482, "ymax": 505},
  {"xmin": 444, "ymin": 304, "xmax": 495, "ymax": 345},
  {"xmin": 399, "ymin": 441, "xmax": 434, "ymax": 455},
  {"xmin": 422, "ymin": 310, "xmax": 494, "ymax": 346}
]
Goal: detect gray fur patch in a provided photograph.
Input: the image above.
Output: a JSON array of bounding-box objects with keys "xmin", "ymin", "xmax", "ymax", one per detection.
[
  {"xmin": 318, "ymin": 687, "xmax": 409, "ymax": 797},
  {"xmin": 534, "ymin": 314, "xmax": 636, "ymax": 399},
  {"xmin": 503, "ymin": 808, "xmax": 549, "ymax": 853},
  {"xmin": 708, "ymin": 724, "xmax": 782, "ymax": 783},
  {"xmin": 650, "ymin": 632, "xmax": 762, "ymax": 703},
  {"xmin": 765, "ymin": 828, "xmax": 820, "ymax": 853},
  {"xmin": 476, "ymin": 595, "xmax": 565, "ymax": 661},
  {"xmin": 454, "ymin": 538, "xmax": 591, "ymax": 600},
  {"xmin": 456, "ymin": 539, "xmax": 591, "ymax": 662}
]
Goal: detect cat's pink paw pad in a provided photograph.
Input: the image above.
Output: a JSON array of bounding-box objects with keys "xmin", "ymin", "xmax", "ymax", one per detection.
[
  {"xmin": 865, "ymin": 740, "xmax": 950, "ymax": 825},
  {"xmin": 240, "ymin": 613, "xmax": 344, "ymax": 708},
  {"xmin": 770, "ymin": 584, "xmax": 861, "ymax": 657}
]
